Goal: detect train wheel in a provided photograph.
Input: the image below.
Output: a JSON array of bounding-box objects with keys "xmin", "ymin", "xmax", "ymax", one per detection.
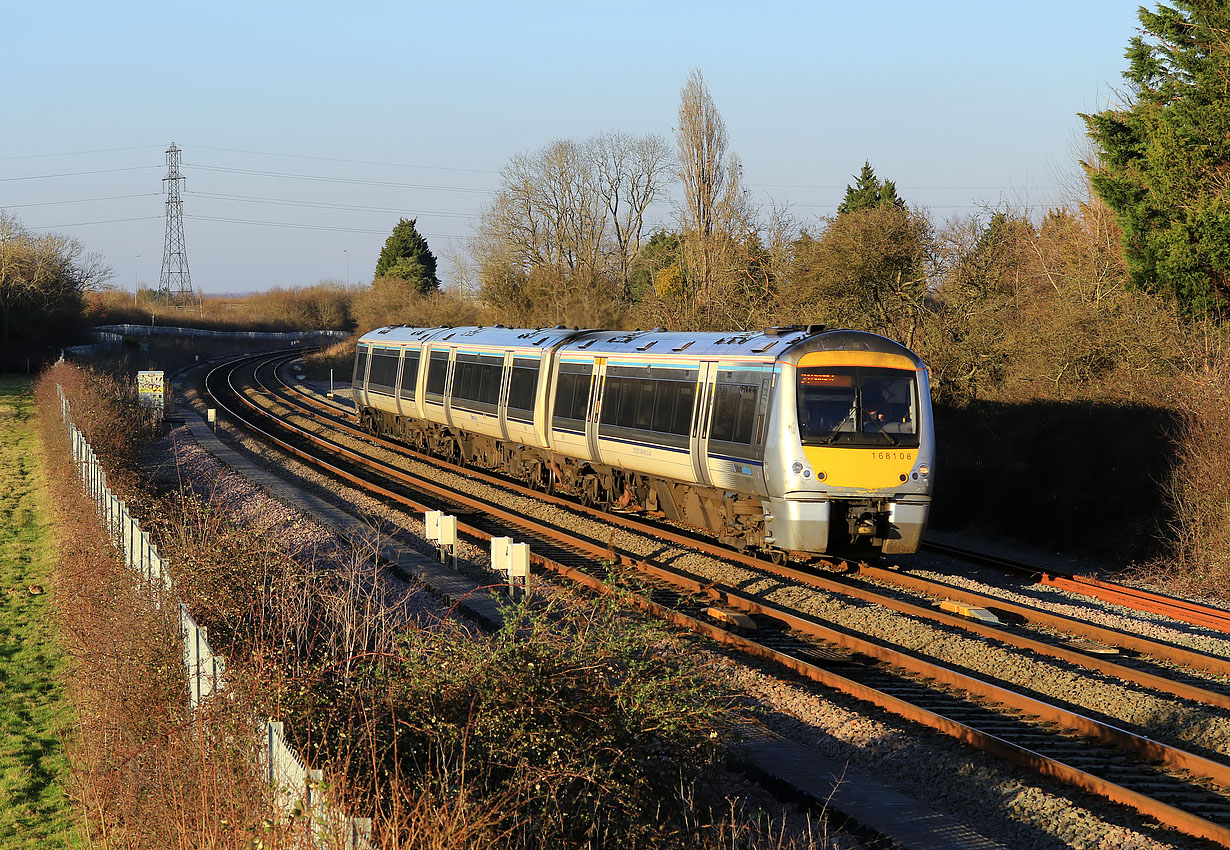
[
  {"xmin": 528, "ymin": 461, "xmax": 548, "ymax": 493},
  {"xmin": 767, "ymin": 548, "xmax": 787, "ymax": 565},
  {"xmin": 581, "ymin": 474, "xmax": 608, "ymax": 510}
]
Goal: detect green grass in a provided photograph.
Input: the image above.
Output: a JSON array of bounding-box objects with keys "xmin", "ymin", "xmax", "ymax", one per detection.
[{"xmin": 0, "ymin": 375, "xmax": 76, "ymax": 848}]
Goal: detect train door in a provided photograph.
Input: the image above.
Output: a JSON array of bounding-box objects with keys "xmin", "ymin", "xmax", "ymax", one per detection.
[
  {"xmin": 496, "ymin": 351, "xmax": 511, "ymax": 440},
  {"xmin": 423, "ymin": 346, "xmax": 451, "ymax": 428},
  {"xmin": 689, "ymin": 362, "xmax": 716, "ymax": 487},
  {"xmin": 586, "ymin": 357, "xmax": 607, "ymax": 462},
  {"xmin": 702, "ymin": 366, "xmax": 774, "ymax": 495}
]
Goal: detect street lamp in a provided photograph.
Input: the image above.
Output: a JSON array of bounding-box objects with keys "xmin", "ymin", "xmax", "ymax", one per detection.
[{"xmin": 134, "ymin": 254, "xmax": 140, "ymax": 302}]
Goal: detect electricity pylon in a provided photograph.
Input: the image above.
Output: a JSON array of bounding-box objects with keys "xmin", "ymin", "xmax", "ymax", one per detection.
[{"xmin": 158, "ymin": 143, "xmax": 194, "ymax": 302}]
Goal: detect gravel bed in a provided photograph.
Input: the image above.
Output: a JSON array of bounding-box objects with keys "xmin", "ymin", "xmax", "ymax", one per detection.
[
  {"xmin": 900, "ymin": 533, "xmax": 1230, "ymax": 663},
  {"xmin": 203, "ymin": 373, "xmax": 1226, "ymax": 849}
]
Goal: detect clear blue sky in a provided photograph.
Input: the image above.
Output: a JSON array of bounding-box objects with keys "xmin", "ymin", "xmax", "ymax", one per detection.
[{"xmin": 3, "ymin": 1, "xmax": 1139, "ymax": 295}]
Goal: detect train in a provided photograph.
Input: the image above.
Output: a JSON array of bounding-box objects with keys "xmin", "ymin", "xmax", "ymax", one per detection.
[{"xmin": 351, "ymin": 324, "xmax": 934, "ymax": 558}]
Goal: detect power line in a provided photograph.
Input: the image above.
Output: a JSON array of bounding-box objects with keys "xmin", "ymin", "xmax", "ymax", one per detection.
[
  {"xmin": 186, "ymin": 190, "xmax": 479, "ymax": 219},
  {"xmin": 27, "ymin": 215, "xmax": 163, "ymax": 230},
  {"xmin": 0, "ymin": 145, "xmax": 161, "ymax": 162},
  {"xmin": 184, "ymin": 163, "xmax": 495, "ymax": 194},
  {"xmin": 0, "ymin": 165, "xmax": 158, "ymax": 182},
  {"xmin": 191, "ymin": 144, "xmax": 499, "ymax": 176},
  {"xmin": 186, "ymin": 214, "xmax": 465, "ymax": 239},
  {"xmin": 750, "ymin": 181, "xmax": 1064, "ymax": 191},
  {"xmin": 4, "ymin": 192, "xmax": 160, "ymax": 209}
]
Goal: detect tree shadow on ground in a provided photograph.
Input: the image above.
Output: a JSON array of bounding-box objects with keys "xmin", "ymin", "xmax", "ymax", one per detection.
[{"xmin": 930, "ymin": 400, "xmax": 1180, "ymax": 567}]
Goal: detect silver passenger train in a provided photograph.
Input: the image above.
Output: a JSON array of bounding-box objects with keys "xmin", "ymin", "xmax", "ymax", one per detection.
[{"xmin": 352, "ymin": 324, "xmax": 934, "ymax": 557}]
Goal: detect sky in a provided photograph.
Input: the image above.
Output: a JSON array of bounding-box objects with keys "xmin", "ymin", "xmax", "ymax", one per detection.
[{"xmin": 3, "ymin": 1, "xmax": 1140, "ymax": 295}]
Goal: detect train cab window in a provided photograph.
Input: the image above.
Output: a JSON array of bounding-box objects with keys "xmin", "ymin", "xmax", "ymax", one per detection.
[
  {"xmin": 507, "ymin": 357, "xmax": 540, "ymax": 416},
  {"xmin": 798, "ymin": 366, "xmax": 919, "ymax": 448},
  {"xmin": 425, "ymin": 350, "xmax": 450, "ymax": 402},
  {"xmin": 367, "ymin": 348, "xmax": 400, "ymax": 396},
  {"xmin": 353, "ymin": 344, "xmax": 369, "ymax": 386},
  {"xmin": 399, "ymin": 350, "xmax": 421, "ymax": 400}
]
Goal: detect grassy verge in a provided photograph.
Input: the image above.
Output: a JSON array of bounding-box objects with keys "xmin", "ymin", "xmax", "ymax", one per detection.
[{"xmin": 0, "ymin": 375, "xmax": 75, "ymax": 848}]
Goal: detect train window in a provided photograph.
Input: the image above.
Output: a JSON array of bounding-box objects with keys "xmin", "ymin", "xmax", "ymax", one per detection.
[
  {"xmin": 399, "ymin": 350, "xmax": 421, "ymax": 400},
  {"xmin": 633, "ymin": 380, "xmax": 656, "ymax": 430},
  {"xmin": 367, "ymin": 348, "xmax": 400, "ymax": 396},
  {"xmin": 552, "ymin": 363, "xmax": 593, "ymax": 427},
  {"xmin": 353, "ymin": 344, "xmax": 369, "ymax": 386},
  {"xmin": 425, "ymin": 350, "xmax": 449, "ymax": 401},
  {"xmin": 797, "ymin": 366, "xmax": 919, "ymax": 448},
  {"xmin": 710, "ymin": 383, "xmax": 759, "ymax": 444},
  {"xmin": 507, "ymin": 358, "xmax": 540, "ymax": 413},
  {"xmin": 453, "ymin": 353, "xmax": 503, "ymax": 411},
  {"xmin": 598, "ymin": 371, "xmax": 697, "ymax": 440}
]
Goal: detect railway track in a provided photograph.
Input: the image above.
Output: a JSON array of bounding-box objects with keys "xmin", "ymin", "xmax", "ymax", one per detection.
[
  {"xmin": 203, "ymin": 350, "xmax": 1230, "ymax": 846},
  {"xmin": 920, "ymin": 540, "xmax": 1230, "ymax": 634}
]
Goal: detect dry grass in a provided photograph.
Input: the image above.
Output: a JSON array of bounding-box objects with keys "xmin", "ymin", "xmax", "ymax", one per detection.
[{"xmin": 86, "ymin": 283, "xmax": 358, "ymax": 334}]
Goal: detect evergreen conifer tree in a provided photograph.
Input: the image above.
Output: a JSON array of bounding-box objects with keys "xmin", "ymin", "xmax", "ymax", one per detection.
[
  {"xmin": 837, "ymin": 161, "xmax": 905, "ymax": 215},
  {"xmin": 374, "ymin": 218, "xmax": 440, "ymax": 294},
  {"xmin": 1082, "ymin": 1, "xmax": 1230, "ymax": 313}
]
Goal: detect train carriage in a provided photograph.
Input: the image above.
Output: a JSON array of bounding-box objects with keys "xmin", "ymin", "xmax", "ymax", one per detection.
[{"xmin": 353, "ymin": 324, "xmax": 933, "ymax": 558}]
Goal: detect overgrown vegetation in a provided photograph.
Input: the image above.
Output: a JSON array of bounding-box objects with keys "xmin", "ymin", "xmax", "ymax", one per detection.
[
  {"xmin": 39, "ymin": 362, "xmax": 829, "ymax": 848},
  {"xmin": 34, "ymin": 365, "xmax": 286, "ymax": 849}
]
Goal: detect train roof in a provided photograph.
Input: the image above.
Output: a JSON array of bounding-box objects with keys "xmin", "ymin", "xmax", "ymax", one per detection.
[{"xmin": 358, "ymin": 325, "xmax": 923, "ymax": 366}]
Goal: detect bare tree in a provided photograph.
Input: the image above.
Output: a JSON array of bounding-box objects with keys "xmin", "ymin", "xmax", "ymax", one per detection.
[
  {"xmin": 476, "ymin": 133, "xmax": 672, "ymax": 328},
  {"xmin": 672, "ymin": 69, "xmax": 754, "ymax": 328},
  {"xmin": 588, "ymin": 131, "xmax": 673, "ymax": 301},
  {"xmin": 676, "ymin": 69, "xmax": 728, "ymax": 241},
  {"xmin": 0, "ymin": 211, "xmax": 109, "ymax": 364}
]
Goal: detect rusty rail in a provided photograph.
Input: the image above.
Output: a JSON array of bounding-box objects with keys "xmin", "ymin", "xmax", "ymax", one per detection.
[{"xmin": 924, "ymin": 540, "xmax": 1230, "ymax": 634}]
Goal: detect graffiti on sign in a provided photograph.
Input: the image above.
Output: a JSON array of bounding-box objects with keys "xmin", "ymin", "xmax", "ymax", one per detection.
[{"xmin": 137, "ymin": 371, "xmax": 168, "ymax": 419}]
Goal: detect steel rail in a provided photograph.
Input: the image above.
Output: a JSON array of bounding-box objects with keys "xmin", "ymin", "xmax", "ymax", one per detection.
[
  {"xmin": 924, "ymin": 540, "xmax": 1230, "ymax": 634},
  {"xmin": 210, "ymin": 352, "xmax": 1230, "ymax": 845},
  {"xmin": 856, "ymin": 563, "xmax": 1230, "ymax": 680}
]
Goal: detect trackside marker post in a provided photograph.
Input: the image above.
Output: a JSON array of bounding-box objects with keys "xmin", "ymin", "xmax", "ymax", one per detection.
[
  {"xmin": 491, "ymin": 537, "xmax": 511, "ymax": 577},
  {"xmin": 508, "ymin": 543, "xmax": 530, "ymax": 597}
]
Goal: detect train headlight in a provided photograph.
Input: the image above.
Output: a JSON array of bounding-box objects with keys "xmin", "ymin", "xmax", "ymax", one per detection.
[
  {"xmin": 790, "ymin": 460, "xmax": 804, "ymax": 476},
  {"xmin": 917, "ymin": 464, "xmax": 930, "ymax": 479}
]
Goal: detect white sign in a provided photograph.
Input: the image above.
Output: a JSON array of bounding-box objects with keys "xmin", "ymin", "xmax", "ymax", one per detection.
[{"xmin": 137, "ymin": 371, "xmax": 167, "ymax": 418}]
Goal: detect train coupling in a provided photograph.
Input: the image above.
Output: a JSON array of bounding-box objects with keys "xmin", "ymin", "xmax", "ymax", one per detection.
[{"xmin": 852, "ymin": 513, "xmax": 879, "ymax": 537}]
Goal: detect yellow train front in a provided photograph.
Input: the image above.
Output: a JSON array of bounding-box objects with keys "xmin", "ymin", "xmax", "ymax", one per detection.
[
  {"xmin": 761, "ymin": 328, "xmax": 933, "ymax": 556},
  {"xmin": 351, "ymin": 324, "xmax": 933, "ymax": 559}
]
